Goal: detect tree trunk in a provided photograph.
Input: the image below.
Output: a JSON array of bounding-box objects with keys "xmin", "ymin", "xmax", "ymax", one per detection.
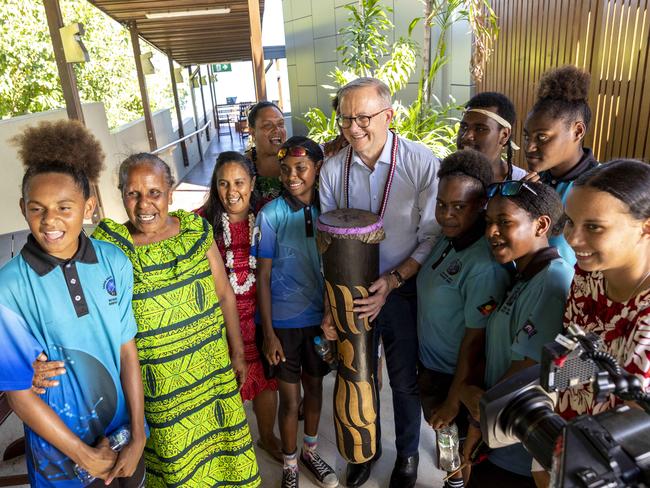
[{"xmin": 423, "ymin": 0, "xmax": 433, "ymax": 107}]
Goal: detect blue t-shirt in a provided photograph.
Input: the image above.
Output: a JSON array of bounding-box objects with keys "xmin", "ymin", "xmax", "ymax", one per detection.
[
  {"xmin": 253, "ymin": 195, "xmax": 324, "ymax": 328},
  {"xmin": 0, "ymin": 234, "xmax": 138, "ymax": 487},
  {"xmin": 417, "ymin": 227, "xmax": 510, "ymax": 374},
  {"xmin": 485, "ymin": 249, "xmax": 573, "ymax": 477},
  {"xmin": 540, "ymin": 148, "xmax": 598, "ymax": 266}
]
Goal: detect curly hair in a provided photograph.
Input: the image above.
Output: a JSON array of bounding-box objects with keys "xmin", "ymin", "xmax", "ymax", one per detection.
[
  {"xmin": 202, "ymin": 151, "xmax": 259, "ymax": 237},
  {"xmin": 530, "ymin": 65, "xmax": 592, "ymax": 129},
  {"xmin": 574, "ymin": 159, "xmax": 650, "ymax": 220},
  {"xmin": 13, "ymin": 119, "xmax": 105, "ymax": 199},
  {"xmin": 117, "ymin": 153, "xmax": 175, "ymax": 192},
  {"xmin": 438, "ymin": 149, "xmax": 494, "ymax": 197},
  {"xmin": 492, "ymin": 180, "xmax": 565, "ymax": 235}
]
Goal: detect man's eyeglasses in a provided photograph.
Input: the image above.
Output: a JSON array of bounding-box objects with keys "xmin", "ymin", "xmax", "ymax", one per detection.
[
  {"xmin": 336, "ymin": 108, "xmax": 391, "ymax": 129},
  {"xmin": 487, "ymin": 180, "xmax": 538, "ymax": 198},
  {"xmin": 277, "ymin": 146, "xmax": 309, "ymax": 160}
]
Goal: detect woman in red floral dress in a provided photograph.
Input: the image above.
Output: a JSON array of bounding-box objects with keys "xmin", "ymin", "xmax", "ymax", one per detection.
[
  {"xmin": 559, "ymin": 159, "xmax": 650, "ymax": 419},
  {"xmin": 198, "ymin": 151, "xmax": 282, "ymax": 462}
]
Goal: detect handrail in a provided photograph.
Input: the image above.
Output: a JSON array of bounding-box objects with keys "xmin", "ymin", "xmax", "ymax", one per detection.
[{"xmin": 152, "ymin": 118, "xmax": 213, "ymax": 155}]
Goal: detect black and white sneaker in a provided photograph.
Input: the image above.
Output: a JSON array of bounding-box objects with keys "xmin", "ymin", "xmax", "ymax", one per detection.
[
  {"xmin": 281, "ymin": 465, "xmax": 299, "ymax": 488},
  {"xmin": 300, "ymin": 449, "xmax": 339, "ymax": 487}
]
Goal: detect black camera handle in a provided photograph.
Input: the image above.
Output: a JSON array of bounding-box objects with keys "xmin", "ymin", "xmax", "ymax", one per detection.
[{"xmin": 576, "ymin": 335, "xmax": 650, "ymax": 414}]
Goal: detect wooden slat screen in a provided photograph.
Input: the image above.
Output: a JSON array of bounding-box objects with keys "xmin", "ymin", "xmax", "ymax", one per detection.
[{"xmin": 477, "ymin": 0, "xmax": 650, "ymax": 166}]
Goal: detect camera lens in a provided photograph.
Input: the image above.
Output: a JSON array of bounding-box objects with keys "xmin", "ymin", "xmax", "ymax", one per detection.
[{"xmin": 501, "ymin": 387, "xmax": 566, "ymax": 470}]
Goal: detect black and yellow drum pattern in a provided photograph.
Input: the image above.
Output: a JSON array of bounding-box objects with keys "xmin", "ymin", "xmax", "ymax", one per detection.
[{"xmin": 317, "ymin": 209, "xmax": 385, "ymax": 464}]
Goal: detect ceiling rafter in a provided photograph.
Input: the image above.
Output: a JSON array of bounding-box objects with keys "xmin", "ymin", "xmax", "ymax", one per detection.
[{"xmin": 87, "ymin": 0, "xmax": 264, "ymax": 66}]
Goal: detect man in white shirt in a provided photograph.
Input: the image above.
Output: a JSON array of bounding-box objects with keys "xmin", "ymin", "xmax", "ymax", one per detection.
[{"xmin": 320, "ymin": 77, "xmax": 440, "ymax": 488}]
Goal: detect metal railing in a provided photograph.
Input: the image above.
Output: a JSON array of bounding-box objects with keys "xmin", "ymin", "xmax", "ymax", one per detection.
[{"xmin": 152, "ymin": 118, "xmax": 213, "ymax": 155}]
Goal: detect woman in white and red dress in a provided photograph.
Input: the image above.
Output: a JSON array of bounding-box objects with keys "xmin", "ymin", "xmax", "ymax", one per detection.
[
  {"xmin": 559, "ymin": 159, "xmax": 650, "ymax": 419},
  {"xmin": 197, "ymin": 151, "xmax": 282, "ymax": 462}
]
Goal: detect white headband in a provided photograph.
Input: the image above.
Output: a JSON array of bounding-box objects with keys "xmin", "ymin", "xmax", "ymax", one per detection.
[{"xmin": 464, "ymin": 108, "xmax": 520, "ymax": 151}]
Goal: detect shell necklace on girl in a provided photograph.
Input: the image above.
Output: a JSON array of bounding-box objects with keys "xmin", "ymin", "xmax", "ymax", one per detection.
[{"xmin": 222, "ymin": 212, "xmax": 256, "ymax": 295}]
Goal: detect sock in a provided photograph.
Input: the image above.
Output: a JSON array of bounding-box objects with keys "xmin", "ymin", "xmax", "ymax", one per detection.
[
  {"xmin": 303, "ymin": 434, "xmax": 318, "ymax": 454},
  {"xmin": 283, "ymin": 449, "xmax": 298, "ymax": 470},
  {"xmin": 446, "ymin": 477, "xmax": 464, "ymax": 488}
]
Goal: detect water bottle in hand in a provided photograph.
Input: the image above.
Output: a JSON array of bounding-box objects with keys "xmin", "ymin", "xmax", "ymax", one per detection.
[
  {"xmin": 74, "ymin": 425, "xmax": 131, "ymax": 485},
  {"xmin": 313, "ymin": 335, "xmax": 338, "ymax": 370},
  {"xmin": 436, "ymin": 423, "xmax": 461, "ymax": 472}
]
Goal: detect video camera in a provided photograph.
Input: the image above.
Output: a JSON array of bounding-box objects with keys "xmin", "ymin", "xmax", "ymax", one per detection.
[{"xmin": 480, "ymin": 324, "xmax": 650, "ymax": 487}]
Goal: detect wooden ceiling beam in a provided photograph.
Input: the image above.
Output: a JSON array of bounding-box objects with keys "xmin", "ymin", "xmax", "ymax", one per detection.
[{"xmin": 87, "ymin": 0, "xmax": 263, "ymax": 66}]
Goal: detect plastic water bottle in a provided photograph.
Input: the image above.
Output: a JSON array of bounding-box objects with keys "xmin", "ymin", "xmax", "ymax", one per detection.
[
  {"xmin": 313, "ymin": 335, "xmax": 338, "ymax": 370},
  {"xmin": 74, "ymin": 425, "xmax": 131, "ymax": 485},
  {"xmin": 436, "ymin": 423, "xmax": 461, "ymax": 472}
]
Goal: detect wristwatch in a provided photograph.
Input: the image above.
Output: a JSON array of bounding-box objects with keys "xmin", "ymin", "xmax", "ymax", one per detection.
[{"xmin": 389, "ymin": 269, "xmax": 405, "ymax": 288}]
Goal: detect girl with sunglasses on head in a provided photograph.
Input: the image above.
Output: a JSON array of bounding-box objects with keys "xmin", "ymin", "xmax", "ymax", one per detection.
[
  {"xmin": 523, "ymin": 65, "xmax": 599, "ymax": 265},
  {"xmin": 255, "ymin": 136, "xmax": 338, "ymax": 488},
  {"xmin": 416, "ymin": 150, "xmax": 511, "ymax": 488},
  {"xmin": 461, "ymin": 180, "xmax": 573, "ymax": 487},
  {"xmin": 197, "ymin": 151, "xmax": 282, "ymax": 462},
  {"xmin": 458, "ymin": 92, "xmax": 527, "ymax": 183},
  {"xmin": 557, "ymin": 160, "xmax": 650, "ymax": 420}
]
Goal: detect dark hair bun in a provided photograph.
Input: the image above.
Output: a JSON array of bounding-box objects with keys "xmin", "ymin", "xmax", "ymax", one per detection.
[
  {"xmin": 536, "ymin": 65, "xmax": 590, "ymax": 103},
  {"xmin": 13, "ymin": 119, "xmax": 105, "ymax": 182}
]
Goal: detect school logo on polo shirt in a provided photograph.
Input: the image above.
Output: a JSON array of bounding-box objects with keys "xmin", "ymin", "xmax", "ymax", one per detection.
[
  {"xmin": 446, "ymin": 259, "xmax": 462, "ymax": 275},
  {"xmin": 104, "ymin": 276, "xmax": 117, "ymax": 305},
  {"xmin": 515, "ymin": 320, "xmax": 538, "ymax": 342},
  {"xmin": 440, "ymin": 258, "xmax": 462, "ymax": 283}
]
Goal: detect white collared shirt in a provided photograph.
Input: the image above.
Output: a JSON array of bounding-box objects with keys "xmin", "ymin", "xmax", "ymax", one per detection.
[{"xmin": 320, "ymin": 130, "xmax": 441, "ymax": 274}]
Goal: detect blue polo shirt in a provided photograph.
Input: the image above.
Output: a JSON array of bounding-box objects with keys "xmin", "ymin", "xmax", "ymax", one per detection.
[
  {"xmin": 540, "ymin": 148, "xmax": 598, "ymax": 266},
  {"xmin": 0, "ymin": 234, "xmax": 137, "ymax": 488},
  {"xmin": 484, "ymin": 247, "xmax": 573, "ymax": 477},
  {"xmin": 254, "ymin": 194, "xmax": 324, "ymax": 328},
  {"xmin": 417, "ymin": 220, "xmax": 510, "ymax": 374}
]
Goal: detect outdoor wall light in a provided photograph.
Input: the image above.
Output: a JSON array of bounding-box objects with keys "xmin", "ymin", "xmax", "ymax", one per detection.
[
  {"xmin": 145, "ymin": 7, "xmax": 231, "ymax": 19},
  {"xmin": 60, "ymin": 23, "xmax": 89, "ymax": 63},
  {"xmin": 192, "ymin": 78, "xmax": 200, "ymax": 88},
  {"xmin": 201, "ymin": 76, "xmax": 208, "ymax": 85},
  {"xmin": 174, "ymin": 67, "xmax": 184, "ymax": 83},
  {"xmin": 140, "ymin": 52, "xmax": 156, "ymax": 74}
]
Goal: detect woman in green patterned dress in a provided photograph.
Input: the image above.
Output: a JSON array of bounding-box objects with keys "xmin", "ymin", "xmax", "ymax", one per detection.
[{"xmin": 93, "ymin": 153, "xmax": 261, "ymax": 487}]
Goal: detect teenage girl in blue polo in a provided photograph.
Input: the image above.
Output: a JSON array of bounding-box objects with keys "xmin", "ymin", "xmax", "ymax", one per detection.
[
  {"xmin": 461, "ymin": 180, "xmax": 573, "ymax": 487},
  {"xmin": 0, "ymin": 120, "xmax": 146, "ymax": 487},
  {"xmin": 416, "ymin": 149, "xmax": 511, "ymax": 488},
  {"xmin": 255, "ymin": 136, "xmax": 338, "ymax": 488},
  {"xmin": 523, "ymin": 65, "xmax": 599, "ymax": 264}
]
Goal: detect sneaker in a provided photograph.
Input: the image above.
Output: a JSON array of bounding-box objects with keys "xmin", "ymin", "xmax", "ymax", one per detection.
[
  {"xmin": 300, "ymin": 449, "xmax": 339, "ymax": 487},
  {"xmin": 281, "ymin": 465, "xmax": 299, "ymax": 488}
]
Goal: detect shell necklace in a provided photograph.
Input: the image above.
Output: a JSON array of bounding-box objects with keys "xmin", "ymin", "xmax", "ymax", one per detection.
[{"xmin": 222, "ymin": 212, "xmax": 256, "ymax": 295}]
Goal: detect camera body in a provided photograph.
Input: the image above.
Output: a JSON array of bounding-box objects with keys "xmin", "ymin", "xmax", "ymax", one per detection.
[{"xmin": 480, "ymin": 327, "xmax": 650, "ymax": 487}]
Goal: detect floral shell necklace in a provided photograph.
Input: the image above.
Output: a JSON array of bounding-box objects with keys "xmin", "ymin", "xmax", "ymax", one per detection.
[{"xmin": 222, "ymin": 212, "xmax": 256, "ymax": 295}]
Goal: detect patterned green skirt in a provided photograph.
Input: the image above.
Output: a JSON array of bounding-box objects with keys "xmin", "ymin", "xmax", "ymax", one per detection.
[{"xmin": 94, "ymin": 211, "xmax": 260, "ymax": 487}]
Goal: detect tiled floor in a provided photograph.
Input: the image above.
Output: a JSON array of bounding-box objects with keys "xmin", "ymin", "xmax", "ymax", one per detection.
[{"xmin": 250, "ymin": 367, "xmax": 445, "ymax": 487}]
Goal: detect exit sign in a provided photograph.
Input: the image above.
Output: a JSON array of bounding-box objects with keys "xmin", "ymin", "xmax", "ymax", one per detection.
[{"xmin": 212, "ymin": 63, "xmax": 232, "ymax": 72}]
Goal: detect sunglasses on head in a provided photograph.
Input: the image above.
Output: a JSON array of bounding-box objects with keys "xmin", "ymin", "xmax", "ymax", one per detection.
[
  {"xmin": 487, "ymin": 180, "xmax": 538, "ymax": 199},
  {"xmin": 277, "ymin": 146, "xmax": 309, "ymax": 160}
]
